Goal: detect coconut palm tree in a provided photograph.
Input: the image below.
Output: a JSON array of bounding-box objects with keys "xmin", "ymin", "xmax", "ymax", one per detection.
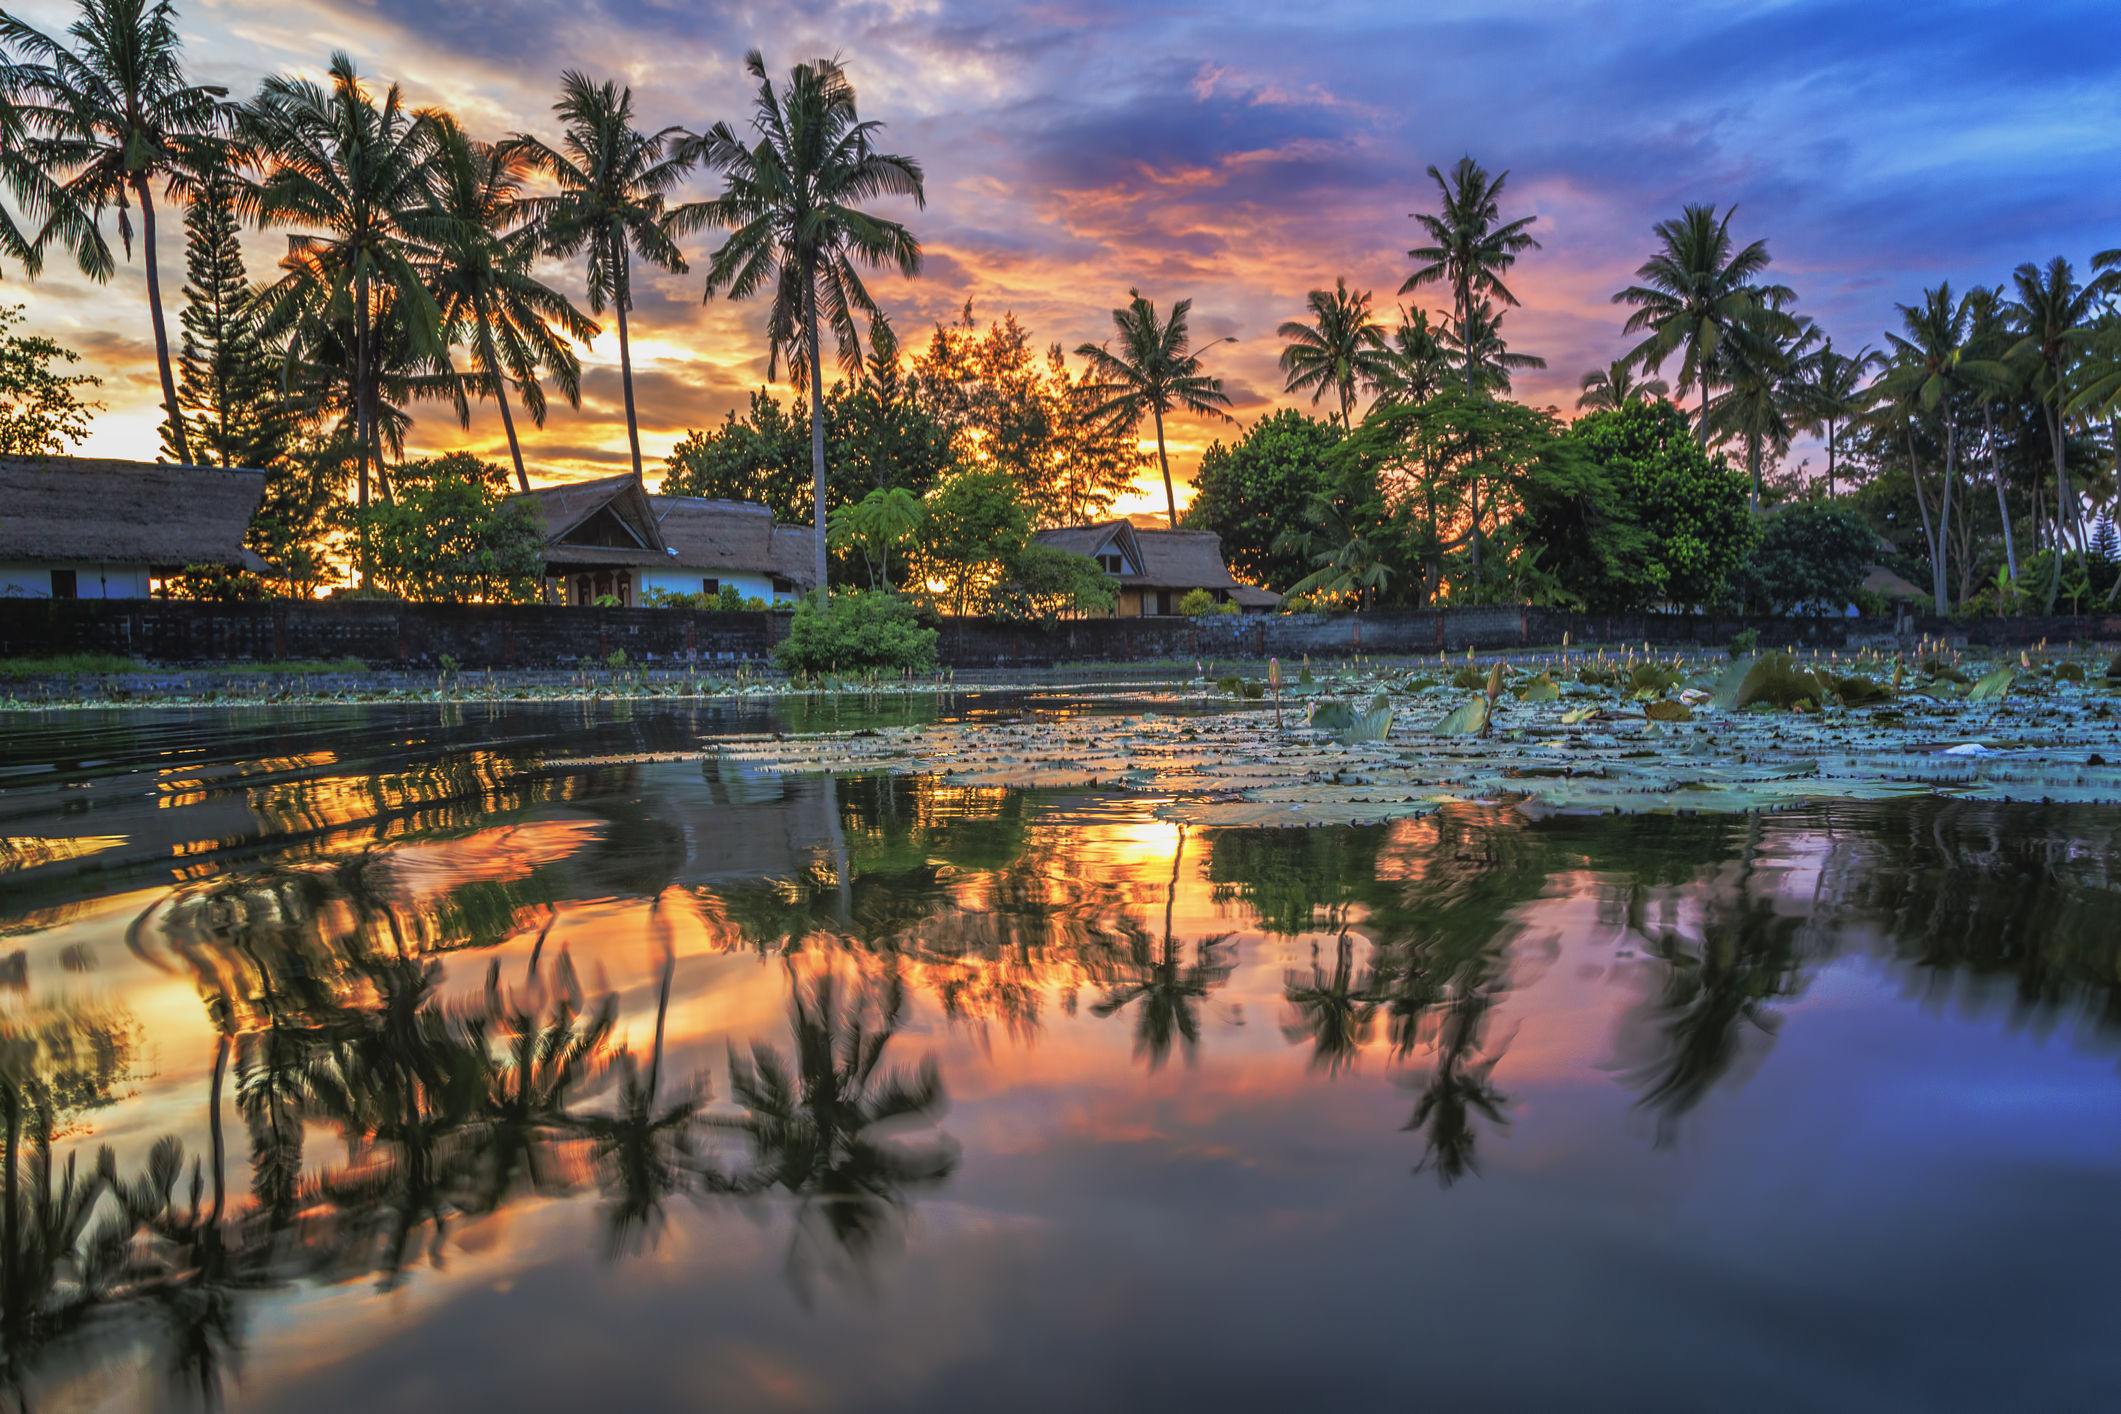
[
  {"xmin": 2008, "ymin": 257, "xmax": 2099, "ymax": 577},
  {"xmin": 0, "ymin": 47, "xmax": 109, "ymax": 281},
  {"xmin": 245, "ymin": 51, "xmax": 450, "ymax": 552},
  {"xmin": 684, "ymin": 53, "xmax": 924, "ymax": 597},
  {"xmin": 1366, "ymin": 306, "xmax": 1448, "ymax": 407},
  {"xmin": 1612, "ymin": 204, "xmax": 1790, "ymax": 446},
  {"xmin": 1791, "ymin": 337, "xmax": 1878, "ymax": 501},
  {"xmin": 1074, "ymin": 289, "xmax": 1233, "ymax": 529},
  {"xmin": 423, "ymin": 118, "xmax": 598, "ymax": 492},
  {"xmin": 1401, "ymin": 156, "xmax": 1540, "ymax": 394},
  {"xmin": 507, "ymin": 72, "xmax": 693, "ymax": 484},
  {"xmin": 1438, "ymin": 297, "xmax": 1545, "ymax": 397},
  {"xmin": 1708, "ymin": 303, "xmax": 1806, "ymax": 510},
  {"xmin": 1277, "ymin": 276, "xmax": 1387, "ymax": 427},
  {"xmin": 0, "ymin": 0, "xmax": 232, "ymax": 466},
  {"xmin": 1576, "ymin": 358, "xmax": 1668, "ymax": 411},
  {"xmin": 1960, "ymin": 288, "xmax": 2020, "ymax": 578}
]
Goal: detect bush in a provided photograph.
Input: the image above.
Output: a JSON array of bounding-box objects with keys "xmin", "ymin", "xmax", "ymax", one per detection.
[
  {"xmin": 1177, "ymin": 588, "xmax": 1236, "ymax": 617},
  {"xmin": 1729, "ymin": 502, "xmax": 1875, "ymax": 614},
  {"xmin": 717, "ymin": 583, "xmax": 747, "ymax": 612},
  {"xmin": 1728, "ymin": 627, "xmax": 1760, "ymax": 658},
  {"xmin": 994, "ymin": 544, "xmax": 1116, "ymax": 627},
  {"xmin": 774, "ymin": 591, "xmax": 938, "ymax": 676}
]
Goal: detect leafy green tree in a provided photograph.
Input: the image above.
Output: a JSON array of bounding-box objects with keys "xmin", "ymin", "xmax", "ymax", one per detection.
[
  {"xmin": 508, "ymin": 72, "xmax": 692, "ymax": 484},
  {"xmin": 996, "ymin": 543, "xmax": 1116, "ymax": 626},
  {"xmin": 1184, "ymin": 408, "xmax": 1341, "ymax": 591},
  {"xmin": 352, "ymin": 451, "xmax": 544, "ymax": 602},
  {"xmin": 1569, "ymin": 399, "xmax": 1756, "ymax": 608},
  {"xmin": 1577, "ymin": 359, "xmax": 1667, "ymax": 411},
  {"xmin": 1512, "ymin": 430, "xmax": 1659, "ymax": 611},
  {"xmin": 159, "ymin": 165, "xmax": 289, "ymax": 469},
  {"xmin": 911, "ymin": 468, "xmax": 1030, "ymax": 618},
  {"xmin": 689, "ymin": 50, "xmax": 925, "ymax": 599},
  {"xmin": 1612, "ymin": 204, "xmax": 1790, "ymax": 445},
  {"xmin": 828, "ymin": 484, "xmax": 923, "ymax": 590},
  {"xmin": 1401, "ymin": 156, "xmax": 1540, "ymax": 393},
  {"xmin": 1277, "ymin": 277, "xmax": 1387, "ymax": 427},
  {"xmin": 1728, "ymin": 501, "xmax": 1875, "ymax": 614},
  {"xmin": 832, "ymin": 313, "xmax": 952, "ymax": 499},
  {"xmin": 423, "ymin": 118, "xmax": 597, "ymax": 493},
  {"xmin": 0, "ymin": 0, "xmax": 232, "ymax": 466},
  {"xmin": 0, "ymin": 303, "xmax": 98, "ymax": 453},
  {"xmin": 659, "ymin": 390, "xmax": 813, "ymax": 518},
  {"xmin": 1074, "ymin": 289, "xmax": 1233, "ymax": 529}
]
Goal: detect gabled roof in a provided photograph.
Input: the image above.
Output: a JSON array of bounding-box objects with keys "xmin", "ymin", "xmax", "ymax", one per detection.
[
  {"xmin": 1032, "ymin": 520, "xmax": 1136, "ymax": 563},
  {"xmin": 508, "ymin": 474, "xmax": 666, "ymax": 556},
  {"xmin": 1034, "ymin": 520, "xmax": 1240, "ymax": 590},
  {"xmin": 0, "ymin": 456, "xmax": 268, "ymax": 568},
  {"xmin": 651, "ymin": 495, "xmax": 818, "ymax": 586}
]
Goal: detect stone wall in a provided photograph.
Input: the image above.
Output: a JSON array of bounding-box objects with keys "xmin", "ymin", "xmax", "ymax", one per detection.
[{"xmin": 2, "ymin": 598, "xmax": 2115, "ymax": 670}]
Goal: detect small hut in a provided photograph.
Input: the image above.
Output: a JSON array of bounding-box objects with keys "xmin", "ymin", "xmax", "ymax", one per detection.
[{"xmin": 0, "ymin": 456, "xmax": 268, "ymax": 599}]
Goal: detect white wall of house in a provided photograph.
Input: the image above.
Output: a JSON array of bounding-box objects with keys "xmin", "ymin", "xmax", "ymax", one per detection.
[
  {"xmin": 0, "ymin": 562, "xmax": 154, "ymax": 599},
  {"xmin": 638, "ymin": 568, "xmax": 799, "ymax": 604}
]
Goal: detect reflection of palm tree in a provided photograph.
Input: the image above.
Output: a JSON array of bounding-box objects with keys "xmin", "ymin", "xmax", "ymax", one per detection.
[
  {"xmin": 1400, "ymin": 991, "xmax": 1509, "ymax": 1186},
  {"xmin": 1281, "ymin": 932, "xmax": 1376, "ymax": 1073},
  {"xmin": 458, "ymin": 952, "xmax": 614, "ymax": 1216},
  {"xmin": 716, "ymin": 967, "xmax": 956, "ymax": 1297},
  {"xmin": 1089, "ymin": 826, "xmax": 1235, "ymax": 1069}
]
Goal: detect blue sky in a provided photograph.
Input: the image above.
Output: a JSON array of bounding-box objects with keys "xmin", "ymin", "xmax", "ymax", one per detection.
[{"xmin": 16, "ymin": 0, "xmax": 2121, "ymax": 502}]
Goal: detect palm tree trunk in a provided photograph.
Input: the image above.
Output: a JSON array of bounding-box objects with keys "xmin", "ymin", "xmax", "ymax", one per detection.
[
  {"xmin": 135, "ymin": 176, "xmax": 192, "ymax": 467},
  {"xmin": 614, "ymin": 236, "xmax": 644, "ymax": 483},
  {"xmin": 1152, "ymin": 404, "xmax": 1178, "ymax": 530},
  {"xmin": 1339, "ymin": 377, "xmax": 1353, "ymax": 430},
  {"xmin": 1749, "ymin": 435, "xmax": 1761, "ymax": 512},
  {"xmin": 208, "ymin": 1033, "xmax": 228, "ymax": 1228},
  {"xmin": 1697, "ymin": 371, "xmax": 1710, "ymax": 448},
  {"xmin": 804, "ymin": 268, "xmax": 829, "ymax": 599},
  {"xmin": 1937, "ymin": 417, "xmax": 1956, "ymax": 612},
  {"xmin": 481, "ymin": 313, "xmax": 530, "ymax": 492},
  {"xmin": 1984, "ymin": 404, "xmax": 2016, "ymax": 580},
  {"xmin": 1826, "ymin": 421, "xmax": 1836, "ymax": 501},
  {"xmin": 355, "ymin": 265, "xmax": 373, "ymax": 589},
  {"xmin": 1905, "ymin": 422, "xmax": 1946, "ymax": 615}
]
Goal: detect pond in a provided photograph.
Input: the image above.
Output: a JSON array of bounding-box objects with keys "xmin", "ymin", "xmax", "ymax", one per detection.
[{"xmin": 1, "ymin": 699, "xmax": 2118, "ymax": 1412}]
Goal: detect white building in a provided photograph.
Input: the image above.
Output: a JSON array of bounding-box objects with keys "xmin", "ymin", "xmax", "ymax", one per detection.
[
  {"xmin": 506, "ymin": 473, "xmax": 817, "ymax": 607},
  {"xmin": 0, "ymin": 456, "xmax": 268, "ymax": 599}
]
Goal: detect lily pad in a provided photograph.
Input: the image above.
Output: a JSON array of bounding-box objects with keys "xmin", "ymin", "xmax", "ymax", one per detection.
[
  {"xmin": 1966, "ymin": 667, "xmax": 2015, "ymax": 702},
  {"xmin": 1435, "ymin": 697, "xmax": 1490, "ymax": 736},
  {"xmin": 1342, "ymin": 693, "xmax": 1395, "ymax": 744},
  {"xmin": 1645, "ymin": 699, "xmax": 1694, "ymax": 723},
  {"xmin": 1519, "ymin": 672, "xmax": 1560, "ymax": 703}
]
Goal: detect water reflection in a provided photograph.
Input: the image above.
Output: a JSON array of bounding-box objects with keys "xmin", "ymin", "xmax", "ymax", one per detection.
[{"xmin": 2, "ymin": 705, "xmax": 2119, "ymax": 1406}]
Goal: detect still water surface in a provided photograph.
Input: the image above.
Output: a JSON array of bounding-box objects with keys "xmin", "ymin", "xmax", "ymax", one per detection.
[{"xmin": 1, "ymin": 699, "xmax": 2118, "ymax": 1412}]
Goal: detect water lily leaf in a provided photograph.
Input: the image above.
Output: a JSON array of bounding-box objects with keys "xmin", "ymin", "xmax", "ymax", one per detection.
[
  {"xmin": 1645, "ymin": 699, "xmax": 1693, "ymax": 722},
  {"xmin": 1435, "ymin": 697, "xmax": 1490, "ymax": 735},
  {"xmin": 1309, "ymin": 699, "xmax": 1356, "ymax": 732},
  {"xmin": 1342, "ymin": 694, "xmax": 1394, "ymax": 744},
  {"xmin": 1713, "ymin": 653, "xmax": 1825, "ymax": 710},
  {"xmin": 1966, "ymin": 667, "xmax": 2015, "ymax": 702},
  {"xmin": 1560, "ymin": 705, "xmax": 1603, "ymax": 725},
  {"xmin": 1519, "ymin": 672, "xmax": 1560, "ymax": 703}
]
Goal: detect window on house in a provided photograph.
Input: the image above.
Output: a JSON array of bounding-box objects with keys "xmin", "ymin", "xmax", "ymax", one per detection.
[
  {"xmin": 49, "ymin": 569, "xmax": 76, "ymax": 599},
  {"xmin": 1099, "ymin": 553, "xmax": 1124, "ymax": 574},
  {"xmin": 770, "ymin": 576, "xmax": 796, "ymax": 595},
  {"xmin": 701, "ymin": 578, "xmax": 719, "ymax": 596}
]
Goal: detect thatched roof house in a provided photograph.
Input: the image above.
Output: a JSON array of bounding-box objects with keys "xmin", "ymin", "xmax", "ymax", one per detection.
[
  {"xmin": 1030, "ymin": 519, "xmax": 1275, "ymax": 615},
  {"xmin": 0, "ymin": 456, "xmax": 268, "ymax": 599},
  {"xmin": 503, "ymin": 473, "xmax": 817, "ymax": 606}
]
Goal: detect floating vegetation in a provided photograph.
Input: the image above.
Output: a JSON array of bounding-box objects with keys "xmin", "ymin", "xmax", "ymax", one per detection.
[{"xmin": 702, "ymin": 648, "xmax": 2121, "ymax": 825}]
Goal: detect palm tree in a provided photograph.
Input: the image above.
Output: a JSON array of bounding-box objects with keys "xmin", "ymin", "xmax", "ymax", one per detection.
[
  {"xmin": 1277, "ymin": 277, "xmax": 1387, "ymax": 427},
  {"xmin": 1708, "ymin": 303, "xmax": 1805, "ymax": 510},
  {"xmin": 1438, "ymin": 297, "xmax": 1544, "ymax": 396},
  {"xmin": 0, "ymin": 0, "xmax": 231, "ymax": 466},
  {"xmin": 1075, "ymin": 289, "xmax": 1233, "ymax": 529},
  {"xmin": 507, "ymin": 72, "xmax": 693, "ymax": 484},
  {"xmin": 1366, "ymin": 306, "xmax": 1448, "ymax": 407},
  {"xmin": 1871, "ymin": 284, "xmax": 1999, "ymax": 613},
  {"xmin": 1576, "ymin": 358, "xmax": 1668, "ymax": 411},
  {"xmin": 2011, "ymin": 257, "xmax": 2100, "ymax": 575},
  {"xmin": 1792, "ymin": 337, "xmax": 1878, "ymax": 501},
  {"xmin": 1401, "ymin": 156, "xmax": 1540, "ymax": 393},
  {"xmin": 1961, "ymin": 288, "xmax": 2020, "ymax": 578},
  {"xmin": 0, "ymin": 47, "xmax": 109, "ymax": 281},
  {"xmin": 686, "ymin": 51, "xmax": 925, "ymax": 598},
  {"xmin": 1612, "ymin": 204, "xmax": 1790, "ymax": 446},
  {"xmin": 245, "ymin": 52, "xmax": 449, "ymax": 557},
  {"xmin": 423, "ymin": 118, "xmax": 598, "ymax": 492}
]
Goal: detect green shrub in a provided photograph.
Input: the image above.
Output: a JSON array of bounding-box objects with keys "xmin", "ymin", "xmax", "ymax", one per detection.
[
  {"xmin": 717, "ymin": 583, "xmax": 747, "ymax": 612},
  {"xmin": 1728, "ymin": 627, "xmax": 1760, "ymax": 658},
  {"xmin": 1178, "ymin": 588, "xmax": 1219, "ymax": 617},
  {"xmin": 774, "ymin": 591, "xmax": 938, "ymax": 676}
]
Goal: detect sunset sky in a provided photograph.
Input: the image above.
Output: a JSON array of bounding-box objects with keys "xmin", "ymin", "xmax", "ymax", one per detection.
[{"xmin": 13, "ymin": 0, "xmax": 2121, "ymax": 516}]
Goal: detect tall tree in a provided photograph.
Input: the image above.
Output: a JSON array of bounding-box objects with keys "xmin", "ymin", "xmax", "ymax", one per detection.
[
  {"xmin": 2010, "ymin": 257, "xmax": 2099, "ymax": 582},
  {"xmin": 1073, "ymin": 289, "xmax": 1233, "ymax": 529},
  {"xmin": 1577, "ymin": 358, "xmax": 1667, "ymax": 411},
  {"xmin": 159, "ymin": 163, "xmax": 286, "ymax": 467},
  {"xmin": 424, "ymin": 117, "xmax": 597, "ymax": 492},
  {"xmin": 1438, "ymin": 297, "xmax": 1545, "ymax": 398},
  {"xmin": 0, "ymin": 0, "xmax": 231, "ymax": 466},
  {"xmin": 1791, "ymin": 336, "xmax": 1877, "ymax": 502},
  {"xmin": 1612, "ymin": 204, "xmax": 1789, "ymax": 446},
  {"xmin": 245, "ymin": 51, "xmax": 449, "ymax": 580},
  {"xmin": 1959, "ymin": 287, "xmax": 2020, "ymax": 578},
  {"xmin": 1708, "ymin": 303, "xmax": 1805, "ymax": 510},
  {"xmin": 1277, "ymin": 277, "xmax": 1387, "ymax": 428},
  {"xmin": 508, "ymin": 72, "xmax": 692, "ymax": 484},
  {"xmin": 1366, "ymin": 306, "xmax": 1448, "ymax": 408},
  {"xmin": 1401, "ymin": 156, "xmax": 1540, "ymax": 393},
  {"xmin": 687, "ymin": 50, "xmax": 925, "ymax": 597}
]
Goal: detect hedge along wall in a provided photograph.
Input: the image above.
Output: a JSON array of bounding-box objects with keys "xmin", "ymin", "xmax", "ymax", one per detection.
[{"xmin": 1, "ymin": 599, "xmax": 2115, "ymax": 670}]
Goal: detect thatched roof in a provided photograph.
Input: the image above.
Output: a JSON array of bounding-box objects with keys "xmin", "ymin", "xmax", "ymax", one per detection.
[
  {"xmin": 770, "ymin": 525, "xmax": 820, "ymax": 587},
  {"xmin": 0, "ymin": 456, "xmax": 267, "ymax": 568},
  {"xmin": 1230, "ymin": 584, "xmax": 1281, "ymax": 609},
  {"xmin": 1032, "ymin": 523, "xmax": 1125, "ymax": 559},
  {"xmin": 1032, "ymin": 520, "xmax": 1243, "ymax": 590}
]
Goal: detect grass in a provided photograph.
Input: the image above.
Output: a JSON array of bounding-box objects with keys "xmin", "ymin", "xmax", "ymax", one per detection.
[
  {"xmin": 0, "ymin": 653, "xmax": 143, "ymax": 677},
  {"xmin": 212, "ymin": 658, "xmax": 369, "ymax": 675}
]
